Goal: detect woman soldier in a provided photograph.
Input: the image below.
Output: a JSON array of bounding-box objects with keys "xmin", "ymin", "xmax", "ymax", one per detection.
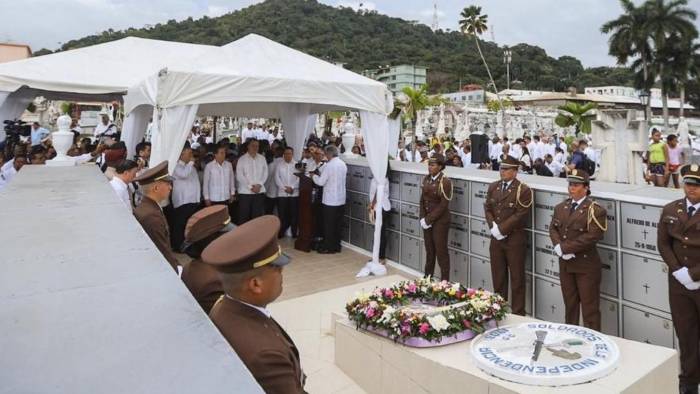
[{"xmin": 419, "ymin": 154, "xmax": 453, "ymax": 280}]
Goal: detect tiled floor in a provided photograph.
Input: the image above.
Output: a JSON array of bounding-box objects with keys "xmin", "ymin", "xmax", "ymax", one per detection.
[{"xmin": 276, "ymin": 238, "xmax": 411, "ymax": 301}]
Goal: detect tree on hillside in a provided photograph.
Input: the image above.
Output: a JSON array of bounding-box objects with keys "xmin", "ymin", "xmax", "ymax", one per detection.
[{"xmin": 459, "ymin": 5, "xmax": 503, "ymax": 110}]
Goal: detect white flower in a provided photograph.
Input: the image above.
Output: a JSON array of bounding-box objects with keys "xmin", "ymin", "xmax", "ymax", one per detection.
[
  {"xmin": 427, "ymin": 314, "xmax": 451, "ymax": 332},
  {"xmin": 378, "ymin": 306, "xmax": 396, "ymax": 324}
]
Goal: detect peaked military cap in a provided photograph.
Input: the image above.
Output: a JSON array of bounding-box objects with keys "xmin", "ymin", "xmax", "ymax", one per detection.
[
  {"xmin": 133, "ymin": 161, "xmax": 173, "ymax": 185},
  {"xmin": 201, "ymin": 215, "xmax": 291, "ymax": 274}
]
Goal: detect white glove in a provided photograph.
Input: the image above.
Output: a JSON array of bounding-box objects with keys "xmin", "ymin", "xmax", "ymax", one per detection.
[
  {"xmin": 420, "ymin": 218, "xmax": 432, "ymax": 230},
  {"xmin": 553, "ymin": 244, "xmax": 563, "ymax": 257},
  {"xmin": 490, "ymin": 223, "xmax": 506, "ymax": 240},
  {"xmin": 562, "ymin": 253, "xmax": 575, "ymax": 260},
  {"xmin": 673, "ymin": 267, "xmax": 694, "ymax": 286}
]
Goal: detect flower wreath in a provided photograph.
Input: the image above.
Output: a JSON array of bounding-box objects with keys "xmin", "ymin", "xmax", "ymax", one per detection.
[{"xmin": 346, "ymin": 277, "xmax": 509, "ymax": 343}]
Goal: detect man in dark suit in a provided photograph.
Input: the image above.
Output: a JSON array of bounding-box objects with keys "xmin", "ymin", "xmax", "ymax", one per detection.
[
  {"xmin": 133, "ymin": 161, "xmax": 179, "ymax": 272},
  {"xmin": 203, "ymin": 215, "xmax": 305, "ymax": 394},
  {"xmin": 548, "ymin": 169, "xmax": 607, "ymax": 331},
  {"xmin": 658, "ymin": 164, "xmax": 700, "ymax": 394},
  {"xmin": 484, "ymin": 155, "xmax": 533, "ymax": 315}
]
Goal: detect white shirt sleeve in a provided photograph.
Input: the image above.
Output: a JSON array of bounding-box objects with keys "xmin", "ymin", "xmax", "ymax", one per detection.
[
  {"xmin": 203, "ymin": 162, "xmax": 212, "ymax": 201},
  {"xmin": 227, "ymin": 162, "xmax": 236, "ymax": 196},
  {"xmin": 275, "ymin": 162, "xmax": 287, "ymax": 191}
]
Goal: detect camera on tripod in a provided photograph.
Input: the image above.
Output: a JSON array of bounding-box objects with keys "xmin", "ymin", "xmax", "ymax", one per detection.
[
  {"xmin": 3, "ymin": 119, "xmax": 30, "ymax": 139},
  {"xmin": 2, "ymin": 119, "xmax": 31, "ymax": 159}
]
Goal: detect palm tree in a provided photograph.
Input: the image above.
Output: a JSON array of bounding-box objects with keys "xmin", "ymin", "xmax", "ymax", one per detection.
[
  {"xmin": 644, "ymin": 0, "xmax": 697, "ymax": 130},
  {"xmin": 459, "ymin": 5, "xmax": 503, "ymax": 112},
  {"xmin": 659, "ymin": 36, "xmax": 699, "ymax": 119},
  {"xmin": 554, "ymin": 102, "xmax": 598, "ymax": 135},
  {"xmin": 601, "ymin": 0, "xmax": 654, "ymax": 119},
  {"xmin": 397, "ymin": 85, "xmax": 445, "ymax": 155}
]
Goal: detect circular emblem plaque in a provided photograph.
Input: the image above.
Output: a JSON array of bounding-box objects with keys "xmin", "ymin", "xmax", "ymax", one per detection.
[{"xmin": 471, "ymin": 322, "xmax": 620, "ymax": 386}]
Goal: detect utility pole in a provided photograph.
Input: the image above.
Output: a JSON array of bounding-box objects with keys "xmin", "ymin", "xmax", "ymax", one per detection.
[{"xmin": 503, "ymin": 47, "xmax": 512, "ymax": 91}]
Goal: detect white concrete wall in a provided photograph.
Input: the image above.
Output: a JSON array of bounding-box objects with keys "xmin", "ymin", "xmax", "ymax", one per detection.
[{"xmin": 0, "ymin": 165, "xmax": 262, "ymax": 394}]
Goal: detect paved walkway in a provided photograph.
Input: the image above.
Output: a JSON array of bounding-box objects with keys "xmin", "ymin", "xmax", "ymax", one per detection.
[{"xmin": 277, "ymin": 238, "xmax": 410, "ymax": 301}]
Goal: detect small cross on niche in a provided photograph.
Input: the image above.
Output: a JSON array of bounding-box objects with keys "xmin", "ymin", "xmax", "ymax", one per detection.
[
  {"xmin": 551, "ymin": 305, "xmax": 557, "ymax": 314},
  {"xmin": 641, "ymin": 229, "xmax": 649, "ymax": 240},
  {"xmin": 643, "ymin": 283, "xmax": 651, "ymax": 294},
  {"xmin": 481, "ymin": 279, "xmax": 486, "ymax": 288}
]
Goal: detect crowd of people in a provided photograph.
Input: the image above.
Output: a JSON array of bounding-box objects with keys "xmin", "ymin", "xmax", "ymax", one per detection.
[{"xmin": 394, "ymin": 128, "xmax": 690, "ymax": 188}]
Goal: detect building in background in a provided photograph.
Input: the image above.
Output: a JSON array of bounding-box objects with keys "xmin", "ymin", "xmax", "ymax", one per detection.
[
  {"xmin": 0, "ymin": 43, "xmax": 32, "ymax": 64},
  {"xmin": 584, "ymin": 86, "xmax": 637, "ymax": 97},
  {"xmin": 442, "ymin": 89, "xmax": 486, "ymax": 105},
  {"xmin": 363, "ymin": 64, "xmax": 427, "ymax": 95}
]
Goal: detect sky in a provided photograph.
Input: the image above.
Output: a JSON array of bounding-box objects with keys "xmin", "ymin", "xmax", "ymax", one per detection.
[{"xmin": 2, "ymin": 0, "xmax": 699, "ymax": 68}]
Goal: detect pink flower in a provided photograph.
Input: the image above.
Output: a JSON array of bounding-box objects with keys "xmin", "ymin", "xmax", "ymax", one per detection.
[
  {"xmin": 401, "ymin": 323, "xmax": 412, "ymax": 335},
  {"xmin": 463, "ymin": 320, "xmax": 472, "ymax": 329},
  {"xmin": 419, "ymin": 323, "xmax": 431, "ymax": 335},
  {"xmin": 467, "ymin": 288, "xmax": 476, "ymax": 297},
  {"xmin": 407, "ymin": 283, "xmax": 417, "ymax": 293},
  {"xmin": 384, "ymin": 289, "xmax": 394, "ymax": 298},
  {"xmin": 365, "ymin": 308, "xmax": 376, "ymax": 318}
]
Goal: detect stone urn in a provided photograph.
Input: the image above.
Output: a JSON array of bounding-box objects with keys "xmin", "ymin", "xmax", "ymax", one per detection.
[
  {"xmin": 46, "ymin": 114, "xmax": 76, "ymax": 167},
  {"xmin": 342, "ymin": 133, "xmax": 357, "ymax": 158}
]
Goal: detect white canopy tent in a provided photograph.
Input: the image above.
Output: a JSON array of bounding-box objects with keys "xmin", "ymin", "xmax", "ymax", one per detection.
[
  {"xmin": 0, "ymin": 37, "xmax": 215, "ymax": 151},
  {"xmin": 123, "ymin": 33, "xmax": 396, "ymax": 266}
]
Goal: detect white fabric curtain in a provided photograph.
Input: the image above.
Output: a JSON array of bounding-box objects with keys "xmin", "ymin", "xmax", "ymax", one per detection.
[
  {"xmin": 359, "ymin": 111, "xmax": 391, "ymax": 264},
  {"xmin": 150, "ymin": 104, "xmax": 199, "ymax": 174},
  {"xmin": 388, "ymin": 117, "xmax": 401, "ymax": 159},
  {"xmin": 122, "ymin": 104, "xmax": 153, "ymax": 159},
  {"xmin": 0, "ymin": 89, "xmax": 34, "ymax": 142},
  {"xmin": 279, "ymin": 103, "xmax": 314, "ymax": 162}
]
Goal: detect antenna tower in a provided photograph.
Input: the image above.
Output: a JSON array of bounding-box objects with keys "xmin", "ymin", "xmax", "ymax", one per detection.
[{"xmin": 431, "ymin": 2, "xmax": 439, "ymax": 31}]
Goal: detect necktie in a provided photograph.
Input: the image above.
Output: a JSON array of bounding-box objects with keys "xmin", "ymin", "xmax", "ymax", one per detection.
[
  {"xmin": 570, "ymin": 202, "xmax": 578, "ymax": 213},
  {"xmin": 689, "ymin": 206, "xmax": 697, "ymax": 217},
  {"xmin": 501, "ymin": 182, "xmax": 508, "ymax": 192}
]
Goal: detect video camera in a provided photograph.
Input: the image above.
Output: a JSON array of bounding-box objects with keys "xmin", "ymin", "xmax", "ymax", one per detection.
[{"xmin": 3, "ymin": 119, "xmax": 30, "ymax": 138}]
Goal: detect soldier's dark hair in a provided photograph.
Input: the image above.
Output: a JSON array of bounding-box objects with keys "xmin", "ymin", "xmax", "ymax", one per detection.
[{"xmin": 116, "ymin": 159, "xmax": 138, "ymax": 174}]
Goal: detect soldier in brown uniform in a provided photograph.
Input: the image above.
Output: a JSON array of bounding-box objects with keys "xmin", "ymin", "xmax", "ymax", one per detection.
[
  {"xmin": 180, "ymin": 205, "xmax": 234, "ymax": 313},
  {"xmin": 420, "ymin": 154, "xmax": 453, "ymax": 280},
  {"xmin": 549, "ymin": 169, "xmax": 607, "ymax": 330},
  {"xmin": 484, "ymin": 155, "xmax": 533, "ymax": 315},
  {"xmin": 203, "ymin": 215, "xmax": 305, "ymax": 394},
  {"xmin": 657, "ymin": 164, "xmax": 700, "ymax": 394},
  {"xmin": 133, "ymin": 161, "xmax": 180, "ymax": 272}
]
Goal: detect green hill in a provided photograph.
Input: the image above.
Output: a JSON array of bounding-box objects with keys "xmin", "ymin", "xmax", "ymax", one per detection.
[{"xmin": 37, "ymin": 0, "xmax": 634, "ymax": 94}]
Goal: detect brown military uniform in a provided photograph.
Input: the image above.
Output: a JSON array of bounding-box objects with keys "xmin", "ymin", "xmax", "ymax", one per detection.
[
  {"xmin": 549, "ymin": 196, "xmax": 607, "ymax": 330},
  {"xmin": 210, "ymin": 296, "xmax": 305, "ymax": 394},
  {"xmin": 181, "ymin": 259, "xmax": 223, "ymax": 314},
  {"xmin": 202, "ymin": 215, "xmax": 302, "ymax": 393},
  {"xmin": 420, "ymin": 171, "xmax": 452, "ymax": 280},
  {"xmin": 134, "ymin": 196, "xmax": 179, "ymax": 271},
  {"xmin": 658, "ymin": 198, "xmax": 700, "ymax": 386},
  {"xmin": 180, "ymin": 206, "xmax": 232, "ymax": 313},
  {"xmin": 484, "ymin": 177, "xmax": 533, "ymax": 315}
]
